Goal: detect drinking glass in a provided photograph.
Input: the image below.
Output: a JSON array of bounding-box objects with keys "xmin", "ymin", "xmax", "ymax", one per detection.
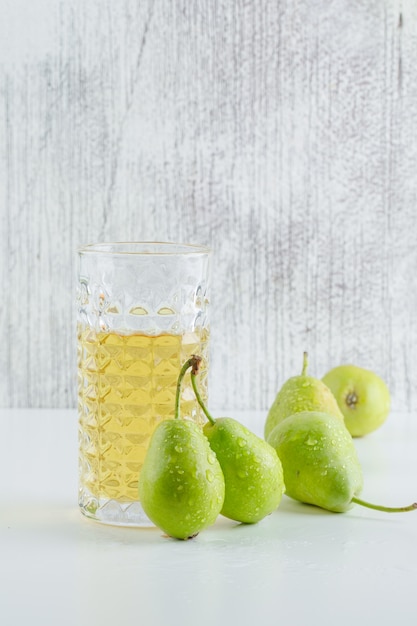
[{"xmin": 77, "ymin": 242, "xmax": 211, "ymax": 526}]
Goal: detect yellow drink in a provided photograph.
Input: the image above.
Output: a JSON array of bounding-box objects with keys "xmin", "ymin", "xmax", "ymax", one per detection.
[{"xmin": 77, "ymin": 326, "xmax": 209, "ymax": 503}]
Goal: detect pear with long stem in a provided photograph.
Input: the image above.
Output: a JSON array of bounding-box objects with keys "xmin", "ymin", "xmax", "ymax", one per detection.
[
  {"xmin": 190, "ymin": 356, "xmax": 285, "ymax": 524},
  {"xmin": 268, "ymin": 410, "xmax": 417, "ymax": 514},
  {"xmin": 138, "ymin": 358, "xmax": 225, "ymax": 539}
]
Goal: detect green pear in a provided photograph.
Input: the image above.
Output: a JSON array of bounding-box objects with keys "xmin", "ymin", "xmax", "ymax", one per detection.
[
  {"xmin": 139, "ymin": 419, "xmax": 225, "ymax": 539},
  {"xmin": 138, "ymin": 358, "xmax": 225, "ymax": 539},
  {"xmin": 268, "ymin": 411, "xmax": 362, "ymax": 512},
  {"xmin": 203, "ymin": 418, "xmax": 285, "ymax": 523},
  {"xmin": 190, "ymin": 359, "xmax": 285, "ymax": 524},
  {"xmin": 322, "ymin": 364, "xmax": 391, "ymax": 437},
  {"xmin": 264, "ymin": 353, "xmax": 344, "ymax": 440},
  {"xmin": 268, "ymin": 411, "xmax": 417, "ymax": 514}
]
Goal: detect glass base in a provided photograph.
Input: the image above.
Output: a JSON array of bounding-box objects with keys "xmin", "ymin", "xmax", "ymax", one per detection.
[{"xmin": 79, "ymin": 490, "xmax": 154, "ymax": 527}]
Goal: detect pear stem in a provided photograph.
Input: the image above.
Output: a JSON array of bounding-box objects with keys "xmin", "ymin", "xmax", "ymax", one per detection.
[
  {"xmin": 351, "ymin": 496, "xmax": 417, "ymax": 513},
  {"xmin": 302, "ymin": 352, "xmax": 309, "ymax": 376},
  {"xmin": 189, "ymin": 356, "xmax": 216, "ymax": 426},
  {"xmin": 174, "ymin": 357, "xmax": 197, "ymax": 420}
]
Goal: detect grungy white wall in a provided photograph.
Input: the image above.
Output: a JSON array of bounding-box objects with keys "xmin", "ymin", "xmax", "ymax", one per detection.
[{"xmin": 1, "ymin": 0, "xmax": 417, "ymax": 413}]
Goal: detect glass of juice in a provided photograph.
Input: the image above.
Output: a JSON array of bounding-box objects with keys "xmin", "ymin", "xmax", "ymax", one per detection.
[{"xmin": 76, "ymin": 242, "xmax": 211, "ymax": 526}]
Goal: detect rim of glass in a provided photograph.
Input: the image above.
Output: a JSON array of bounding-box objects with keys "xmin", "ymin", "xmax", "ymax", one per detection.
[{"xmin": 78, "ymin": 241, "xmax": 211, "ymax": 256}]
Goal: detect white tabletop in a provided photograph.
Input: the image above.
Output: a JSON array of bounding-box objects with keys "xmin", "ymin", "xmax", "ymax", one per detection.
[{"xmin": 1, "ymin": 408, "xmax": 417, "ymax": 626}]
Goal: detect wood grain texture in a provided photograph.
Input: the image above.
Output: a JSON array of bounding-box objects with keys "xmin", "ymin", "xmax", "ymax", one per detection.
[{"xmin": 1, "ymin": 0, "xmax": 417, "ymax": 414}]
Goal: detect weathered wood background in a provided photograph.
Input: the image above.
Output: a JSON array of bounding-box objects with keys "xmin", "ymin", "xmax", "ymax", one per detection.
[{"xmin": 1, "ymin": 0, "xmax": 417, "ymax": 416}]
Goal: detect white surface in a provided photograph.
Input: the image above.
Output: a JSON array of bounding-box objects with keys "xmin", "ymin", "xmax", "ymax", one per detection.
[{"xmin": 1, "ymin": 409, "xmax": 417, "ymax": 626}]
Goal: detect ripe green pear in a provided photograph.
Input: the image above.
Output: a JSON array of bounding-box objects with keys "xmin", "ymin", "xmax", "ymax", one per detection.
[
  {"xmin": 203, "ymin": 417, "xmax": 285, "ymax": 523},
  {"xmin": 264, "ymin": 353, "xmax": 344, "ymax": 441},
  {"xmin": 268, "ymin": 410, "xmax": 417, "ymax": 514},
  {"xmin": 322, "ymin": 364, "xmax": 391, "ymax": 437},
  {"xmin": 268, "ymin": 411, "xmax": 363, "ymax": 512},
  {"xmin": 138, "ymin": 419, "xmax": 225, "ymax": 539}
]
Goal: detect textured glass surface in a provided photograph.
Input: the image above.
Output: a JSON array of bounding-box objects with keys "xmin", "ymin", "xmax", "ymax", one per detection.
[{"xmin": 77, "ymin": 243, "xmax": 211, "ymax": 526}]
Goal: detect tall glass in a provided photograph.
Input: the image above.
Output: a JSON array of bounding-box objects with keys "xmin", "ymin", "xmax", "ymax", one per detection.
[{"xmin": 76, "ymin": 242, "xmax": 211, "ymax": 526}]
